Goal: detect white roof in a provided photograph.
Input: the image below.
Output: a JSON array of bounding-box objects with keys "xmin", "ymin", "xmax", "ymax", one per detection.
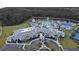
[
  {"xmin": 19, "ymin": 27, "xmax": 34, "ymax": 32},
  {"xmin": 14, "ymin": 27, "xmax": 34, "ymax": 34}
]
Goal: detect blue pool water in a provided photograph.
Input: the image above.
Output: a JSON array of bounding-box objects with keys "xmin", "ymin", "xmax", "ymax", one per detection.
[
  {"xmin": 41, "ymin": 21, "xmax": 51, "ymax": 27},
  {"xmin": 74, "ymin": 33, "xmax": 79, "ymax": 39},
  {"xmin": 71, "ymin": 28, "xmax": 79, "ymax": 40},
  {"xmin": 31, "ymin": 22, "xmax": 38, "ymax": 26},
  {"xmin": 31, "ymin": 21, "xmax": 51, "ymax": 27}
]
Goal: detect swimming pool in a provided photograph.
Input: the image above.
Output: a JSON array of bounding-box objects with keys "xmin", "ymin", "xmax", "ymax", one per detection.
[
  {"xmin": 31, "ymin": 21, "xmax": 51, "ymax": 27},
  {"xmin": 31, "ymin": 22, "xmax": 38, "ymax": 26},
  {"xmin": 71, "ymin": 28, "xmax": 79, "ymax": 41},
  {"xmin": 41, "ymin": 21, "xmax": 51, "ymax": 27}
]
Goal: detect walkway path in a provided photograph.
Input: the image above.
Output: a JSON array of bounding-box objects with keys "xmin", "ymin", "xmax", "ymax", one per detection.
[{"xmin": 23, "ymin": 33, "xmax": 64, "ymax": 51}]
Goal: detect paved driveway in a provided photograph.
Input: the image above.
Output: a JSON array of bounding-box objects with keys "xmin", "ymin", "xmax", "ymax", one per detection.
[{"xmin": 0, "ymin": 44, "xmax": 23, "ymax": 51}]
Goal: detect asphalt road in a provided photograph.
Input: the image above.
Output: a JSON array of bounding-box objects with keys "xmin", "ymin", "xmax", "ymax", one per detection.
[{"xmin": 0, "ymin": 44, "xmax": 23, "ymax": 51}]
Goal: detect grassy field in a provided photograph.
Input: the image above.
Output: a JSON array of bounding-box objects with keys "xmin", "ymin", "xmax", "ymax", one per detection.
[
  {"xmin": 45, "ymin": 40, "xmax": 55, "ymax": 49},
  {"xmin": 60, "ymin": 27, "xmax": 78, "ymax": 48},
  {"xmin": 0, "ymin": 19, "xmax": 31, "ymax": 48},
  {"xmin": 33, "ymin": 41, "xmax": 41, "ymax": 49}
]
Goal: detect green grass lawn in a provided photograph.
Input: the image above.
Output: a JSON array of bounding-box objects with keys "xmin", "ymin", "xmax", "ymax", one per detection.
[
  {"xmin": 33, "ymin": 41, "xmax": 41, "ymax": 49},
  {"xmin": 60, "ymin": 28, "xmax": 77, "ymax": 48},
  {"xmin": 45, "ymin": 41, "xmax": 54, "ymax": 49},
  {"xmin": 0, "ymin": 19, "xmax": 31, "ymax": 48},
  {"xmin": 24, "ymin": 45, "xmax": 29, "ymax": 51}
]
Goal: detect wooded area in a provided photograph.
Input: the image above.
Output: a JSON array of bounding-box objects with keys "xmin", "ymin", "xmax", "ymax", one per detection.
[{"xmin": 0, "ymin": 7, "xmax": 79, "ymax": 26}]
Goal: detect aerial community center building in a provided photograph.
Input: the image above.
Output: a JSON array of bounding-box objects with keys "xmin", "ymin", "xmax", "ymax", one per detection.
[
  {"xmin": 7, "ymin": 17, "xmax": 65, "ymax": 43},
  {"xmin": 6, "ymin": 17, "xmax": 78, "ymax": 51},
  {"xmin": 7, "ymin": 25, "xmax": 65, "ymax": 43},
  {"xmin": 7, "ymin": 17, "xmax": 77, "ymax": 43}
]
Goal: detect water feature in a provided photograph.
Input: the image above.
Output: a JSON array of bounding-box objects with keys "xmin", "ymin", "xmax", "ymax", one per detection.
[{"xmin": 71, "ymin": 28, "xmax": 79, "ymax": 40}]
